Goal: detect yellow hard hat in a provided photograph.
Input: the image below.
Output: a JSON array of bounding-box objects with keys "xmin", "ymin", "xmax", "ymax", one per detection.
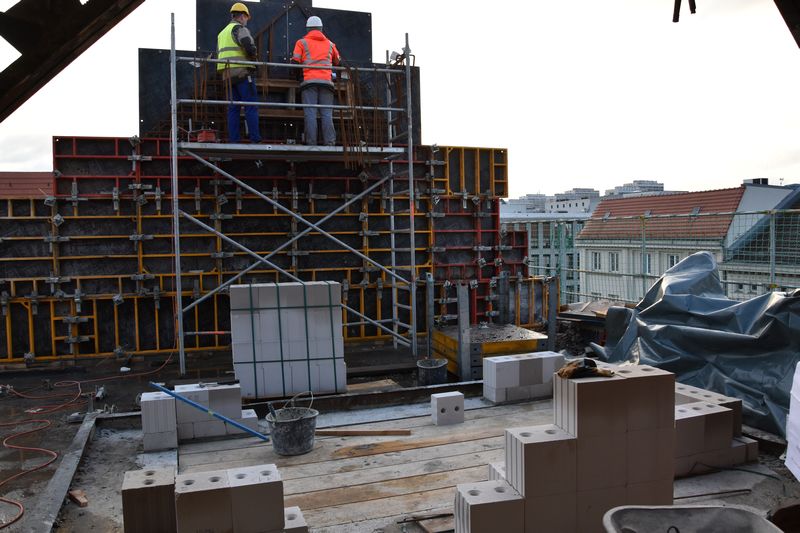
[{"xmin": 230, "ymin": 2, "xmax": 250, "ymax": 17}]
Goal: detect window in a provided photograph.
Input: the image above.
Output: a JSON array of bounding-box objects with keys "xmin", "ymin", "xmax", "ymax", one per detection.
[
  {"xmin": 641, "ymin": 253, "xmax": 652, "ymax": 274},
  {"xmin": 592, "ymin": 251, "xmax": 602, "ymax": 270},
  {"xmin": 668, "ymin": 254, "xmax": 680, "ymax": 268},
  {"xmin": 609, "ymin": 252, "xmax": 620, "ymax": 272}
]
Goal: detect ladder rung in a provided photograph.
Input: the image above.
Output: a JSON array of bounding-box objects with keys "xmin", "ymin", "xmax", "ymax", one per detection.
[{"xmin": 396, "ymin": 303, "xmax": 412, "ymax": 311}]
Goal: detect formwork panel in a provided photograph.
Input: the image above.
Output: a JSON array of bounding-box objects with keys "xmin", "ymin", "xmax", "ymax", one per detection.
[{"xmin": 0, "ymin": 137, "xmax": 539, "ymax": 362}]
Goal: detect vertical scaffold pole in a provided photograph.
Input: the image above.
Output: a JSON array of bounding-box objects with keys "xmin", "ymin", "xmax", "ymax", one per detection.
[
  {"xmin": 170, "ymin": 13, "xmax": 186, "ymax": 375},
  {"xmin": 404, "ymin": 33, "xmax": 418, "ymax": 358}
]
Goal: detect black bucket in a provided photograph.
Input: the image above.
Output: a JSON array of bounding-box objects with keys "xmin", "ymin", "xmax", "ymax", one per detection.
[
  {"xmin": 417, "ymin": 358, "xmax": 448, "ymax": 386},
  {"xmin": 266, "ymin": 393, "xmax": 318, "ymax": 456}
]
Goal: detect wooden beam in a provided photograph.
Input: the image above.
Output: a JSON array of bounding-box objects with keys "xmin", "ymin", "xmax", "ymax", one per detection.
[{"xmin": 315, "ymin": 429, "xmax": 411, "ymax": 437}]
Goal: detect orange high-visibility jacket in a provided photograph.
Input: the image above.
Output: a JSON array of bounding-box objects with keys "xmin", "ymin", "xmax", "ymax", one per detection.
[{"xmin": 292, "ymin": 30, "xmax": 341, "ymax": 87}]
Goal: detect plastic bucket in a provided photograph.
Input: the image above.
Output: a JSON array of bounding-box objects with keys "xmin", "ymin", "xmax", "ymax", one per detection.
[
  {"xmin": 266, "ymin": 393, "xmax": 318, "ymax": 456},
  {"xmin": 417, "ymin": 358, "xmax": 448, "ymax": 386},
  {"xmin": 266, "ymin": 406, "xmax": 318, "ymax": 456}
]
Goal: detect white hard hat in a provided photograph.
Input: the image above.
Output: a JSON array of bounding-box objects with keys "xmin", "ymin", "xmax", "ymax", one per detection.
[{"xmin": 306, "ymin": 16, "xmax": 323, "ymax": 28}]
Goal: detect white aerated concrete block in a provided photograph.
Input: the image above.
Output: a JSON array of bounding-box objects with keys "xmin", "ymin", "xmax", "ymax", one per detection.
[
  {"xmin": 193, "ymin": 419, "xmax": 227, "ymax": 438},
  {"xmin": 226, "ymin": 409, "xmax": 260, "ymax": 436},
  {"xmin": 175, "ymin": 470, "xmax": 232, "ymax": 533},
  {"xmin": 431, "ymin": 391, "xmax": 465, "ymax": 426},
  {"xmin": 206, "ymin": 383, "xmax": 242, "ymax": 419},
  {"xmin": 488, "ymin": 462, "xmax": 506, "ymax": 481},
  {"xmin": 454, "ymin": 480, "xmax": 524, "ymax": 533},
  {"xmin": 483, "ymin": 385, "xmax": 507, "ymax": 404},
  {"xmin": 174, "ymin": 384, "xmax": 210, "ymax": 424},
  {"xmin": 283, "ymin": 506, "xmax": 309, "ymax": 532},
  {"xmin": 505, "ymin": 425, "xmax": 576, "ymax": 498},
  {"xmin": 228, "ymin": 465, "xmax": 284, "ymax": 532},
  {"xmin": 143, "ymin": 430, "xmax": 178, "ymax": 452},
  {"xmin": 483, "ymin": 356, "xmax": 520, "ymax": 389},
  {"xmin": 615, "ymin": 365, "xmax": 674, "ymax": 431},
  {"xmin": 176, "ymin": 423, "xmax": 194, "ymax": 441},
  {"xmin": 140, "ymin": 392, "xmax": 176, "ymax": 434}
]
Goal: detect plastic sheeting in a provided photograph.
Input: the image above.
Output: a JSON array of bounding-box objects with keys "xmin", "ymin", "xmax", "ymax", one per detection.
[{"xmin": 591, "ymin": 251, "xmax": 800, "ymax": 437}]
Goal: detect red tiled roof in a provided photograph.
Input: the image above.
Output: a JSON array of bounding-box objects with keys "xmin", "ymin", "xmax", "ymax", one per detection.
[
  {"xmin": 578, "ymin": 187, "xmax": 746, "ymax": 241},
  {"xmin": 0, "ymin": 172, "xmax": 53, "ymax": 198}
]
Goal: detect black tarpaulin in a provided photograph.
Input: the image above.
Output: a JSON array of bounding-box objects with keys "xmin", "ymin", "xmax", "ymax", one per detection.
[{"xmin": 592, "ymin": 251, "xmax": 800, "ymax": 437}]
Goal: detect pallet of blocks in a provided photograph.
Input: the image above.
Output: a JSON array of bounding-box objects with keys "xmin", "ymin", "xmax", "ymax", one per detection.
[
  {"xmin": 122, "ymin": 463, "xmax": 308, "ymax": 533},
  {"xmin": 230, "ymin": 281, "xmax": 346, "ymax": 399},
  {"xmin": 456, "ymin": 363, "xmax": 676, "ymax": 533}
]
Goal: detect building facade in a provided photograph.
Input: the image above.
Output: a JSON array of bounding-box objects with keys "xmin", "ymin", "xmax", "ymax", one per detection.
[{"xmin": 576, "ymin": 183, "xmax": 796, "ymax": 302}]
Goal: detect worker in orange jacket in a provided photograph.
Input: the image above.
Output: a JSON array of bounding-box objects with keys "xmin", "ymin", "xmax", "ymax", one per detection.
[{"xmin": 291, "ymin": 16, "xmax": 341, "ymax": 146}]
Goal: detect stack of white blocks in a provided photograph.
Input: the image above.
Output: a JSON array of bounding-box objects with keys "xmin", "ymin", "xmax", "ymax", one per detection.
[
  {"xmin": 458, "ymin": 363, "xmax": 676, "ymax": 533},
  {"xmin": 230, "ymin": 281, "xmax": 346, "ymax": 399},
  {"xmin": 482, "ymin": 351, "xmax": 565, "ymax": 403},
  {"xmin": 788, "ymin": 362, "xmax": 800, "ymax": 480},
  {"xmin": 431, "ymin": 391, "xmax": 465, "ymax": 426},
  {"xmin": 171, "ymin": 463, "xmax": 308, "ymax": 533},
  {"xmin": 140, "ymin": 392, "xmax": 178, "ymax": 452},
  {"xmin": 173, "ymin": 383, "xmax": 259, "ymax": 441}
]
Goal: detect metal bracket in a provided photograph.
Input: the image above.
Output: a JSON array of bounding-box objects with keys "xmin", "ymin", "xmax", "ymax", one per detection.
[
  {"xmin": 210, "ymin": 213, "xmax": 233, "ymax": 220},
  {"xmin": 210, "ymin": 252, "xmax": 234, "ymax": 259},
  {"xmin": 359, "ymin": 230, "xmax": 379, "ymax": 237},
  {"xmin": 128, "ymin": 183, "xmax": 153, "ymax": 190},
  {"xmin": 130, "ymin": 274, "xmax": 155, "ymax": 281},
  {"xmin": 129, "ymin": 234, "xmax": 154, "ymax": 241},
  {"xmin": 65, "ymin": 336, "xmax": 90, "ymax": 344},
  {"xmin": 428, "ymin": 246, "xmax": 445, "ymax": 253},
  {"xmin": 426, "ymin": 212, "xmax": 444, "ymax": 218},
  {"xmin": 62, "ymin": 316, "xmax": 90, "ymax": 324},
  {"xmin": 472, "ymin": 245, "xmax": 492, "ymax": 252}
]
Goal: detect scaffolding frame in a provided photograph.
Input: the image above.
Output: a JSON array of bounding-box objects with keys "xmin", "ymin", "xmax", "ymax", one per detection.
[{"xmin": 169, "ymin": 14, "xmax": 418, "ymax": 374}]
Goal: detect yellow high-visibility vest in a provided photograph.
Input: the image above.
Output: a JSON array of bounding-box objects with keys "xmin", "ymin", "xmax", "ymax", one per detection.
[{"xmin": 217, "ymin": 22, "xmax": 249, "ymax": 71}]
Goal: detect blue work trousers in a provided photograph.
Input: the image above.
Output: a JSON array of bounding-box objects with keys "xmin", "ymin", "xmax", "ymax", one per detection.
[
  {"xmin": 227, "ymin": 75, "xmax": 261, "ymax": 143},
  {"xmin": 301, "ymin": 85, "xmax": 335, "ymax": 145}
]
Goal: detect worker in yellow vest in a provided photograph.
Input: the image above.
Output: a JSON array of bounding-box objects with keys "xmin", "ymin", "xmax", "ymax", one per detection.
[{"xmin": 217, "ymin": 2, "xmax": 261, "ymax": 143}]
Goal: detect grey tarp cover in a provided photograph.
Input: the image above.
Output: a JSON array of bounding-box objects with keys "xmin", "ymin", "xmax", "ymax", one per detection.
[{"xmin": 591, "ymin": 251, "xmax": 800, "ymax": 437}]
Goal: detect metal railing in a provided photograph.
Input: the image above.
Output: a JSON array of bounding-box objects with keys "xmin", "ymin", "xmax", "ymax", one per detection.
[{"xmin": 511, "ymin": 210, "xmax": 800, "ymax": 305}]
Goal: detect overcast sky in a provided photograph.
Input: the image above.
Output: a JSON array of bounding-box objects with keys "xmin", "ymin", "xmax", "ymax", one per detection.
[{"xmin": 0, "ymin": 0, "xmax": 798, "ymax": 197}]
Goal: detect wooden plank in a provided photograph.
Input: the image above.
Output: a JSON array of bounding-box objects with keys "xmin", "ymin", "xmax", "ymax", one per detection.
[
  {"xmin": 302, "ymin": 487, "xmax": 456, "ymax": 528},
  {"xmin": 331, "ymin": 427, "xmax": 503, "ymax": 459},
  {"xmin": 312, "ymin": 505, "xmax": 453, "ymax": 533},
  {"xmin": 420, "ymin": 516, "xmax": 455, "ymax": 533},
  {"xmin": 283, "ymin": 447, "xmax": 503, "ymax": 495},
  {"xmin": 325, "ymin": 426, "xmax": 412, "ymax": 437},
  {"xmin": 346, "ymin": 379, "xmax": 400, "ymax": 392},
  {"xmin": 285, "ymin": 465, "xmax": 486, "ymax": 511}
]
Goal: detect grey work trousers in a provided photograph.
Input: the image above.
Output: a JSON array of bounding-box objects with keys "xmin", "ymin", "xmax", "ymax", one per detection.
[{"xmin": 301, "ymin": 84, "xmax": 335, "ymax": 145}]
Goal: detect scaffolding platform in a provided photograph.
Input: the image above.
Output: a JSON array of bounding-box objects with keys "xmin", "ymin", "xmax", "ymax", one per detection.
[{"xmin": 178, "ymin": 142, "xmax": 406, "ymax": 161}]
